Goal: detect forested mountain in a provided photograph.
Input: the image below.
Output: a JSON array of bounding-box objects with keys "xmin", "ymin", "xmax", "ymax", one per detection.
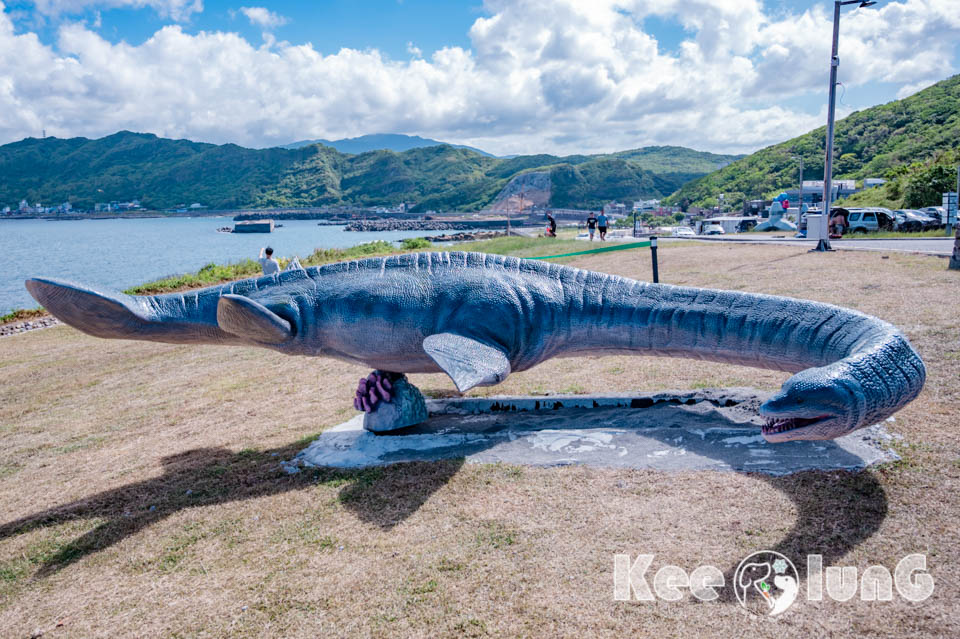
[
  {"xmin": 0, "ymin": 133, "xmax": 739, "ymax": 212},
  {"xmin": 665, "ymin": 74, "xmax": 960, "ymax": 209},
  {"xmin": 0, "ymin": 132, "xmax": 314, "ymax": 210}
]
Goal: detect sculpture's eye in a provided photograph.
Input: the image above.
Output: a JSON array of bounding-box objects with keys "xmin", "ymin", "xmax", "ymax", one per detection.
[{"xmin": 796, "ymin": 398, "xmax": 805, "ymax": 404}]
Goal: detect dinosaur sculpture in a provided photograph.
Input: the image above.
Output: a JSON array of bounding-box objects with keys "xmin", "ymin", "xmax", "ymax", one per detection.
[{"xmin": 25, "ymin": 251, "xmax": 925, "ymax": 443}]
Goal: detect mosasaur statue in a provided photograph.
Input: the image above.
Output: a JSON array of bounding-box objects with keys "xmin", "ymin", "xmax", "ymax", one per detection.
[{"xmin": 25, "ymin": 251, "xmax": 925, "ymax": 442}]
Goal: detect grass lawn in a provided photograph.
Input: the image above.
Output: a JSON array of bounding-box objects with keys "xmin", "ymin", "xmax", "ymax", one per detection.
[{"xmin": 1, "ymin": 241, "xmax": 958, "ymax": 637}]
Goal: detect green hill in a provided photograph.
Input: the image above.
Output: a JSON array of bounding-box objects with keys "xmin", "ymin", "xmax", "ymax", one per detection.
[
  {"xmin": 665, "ymin": 74, "xmax": 960, "ymax": 209},
  {"xmin": 254, "ymin": 144, "xmax": 739, "ymax": 211},
  {"xmin": 0, "ymin": 132, "xmax": 317, "ymax": 210},
  {"xmin": 0, "ymin": 131, "xmax": 740, "ymax": 212}
]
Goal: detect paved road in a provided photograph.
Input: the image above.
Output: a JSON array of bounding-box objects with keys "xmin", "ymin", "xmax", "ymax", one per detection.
[{"xmin": 659, "ymin": 235, "xmax": 955, "ymax": 255}]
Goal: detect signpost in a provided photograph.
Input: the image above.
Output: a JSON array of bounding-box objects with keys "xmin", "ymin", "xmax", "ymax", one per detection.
[{"xmin": 943, "ymin": 191, "xmax": 957, "ymax": 235}]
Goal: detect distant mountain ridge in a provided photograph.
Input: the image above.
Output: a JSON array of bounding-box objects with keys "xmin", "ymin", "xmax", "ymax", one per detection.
[
  {"xmin": 279, "ymin": 133, "xmax": 496, "ymax": 157},
  {"xmin": 0, "ymin": 131, "xmax": 742, "ymax": 212},
  {"xmin": 665, "ymin": 73, "xmax": 960, "ymax": 209}
]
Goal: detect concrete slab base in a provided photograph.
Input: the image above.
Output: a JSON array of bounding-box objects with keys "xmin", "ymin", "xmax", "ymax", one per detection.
[{"xmin": 294, "ymin": 388, "xmax": 900, "ymax": 475}]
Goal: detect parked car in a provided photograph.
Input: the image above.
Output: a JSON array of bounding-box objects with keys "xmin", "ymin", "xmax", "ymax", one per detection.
[
  {"xmin": 845, "ymin": 208, "xmax": 895, "ymax": 233},
  {"xmin": 912, "ymin": 210, "xmax": 939, "ymax": 230},
  {"xmin": 893, "ymin": 210, "xmax": 923, "ymax": 232},
  {"xmin": 672, "ymin": 226, "xmax": 696, "ymax": 237},
  {"xmin": 919, "ymin": 206, "xmax": 946, "ymax": 224},
  {"xmin": 701, "ymin": 223, "xmax": 725, "ymax": 235}
]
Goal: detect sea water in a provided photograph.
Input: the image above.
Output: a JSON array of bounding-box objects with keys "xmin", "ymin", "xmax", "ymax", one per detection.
[{"xmin": 0, "ymin": 217, "xmax": 449, "ymax": 314}]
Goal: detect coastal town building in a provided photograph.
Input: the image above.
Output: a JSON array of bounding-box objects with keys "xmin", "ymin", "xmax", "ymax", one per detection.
[
  {"xmin": 634, "ymin": 199, "xmax": 661, "ymax": 212},
  {"xmin": 603, "ymin": 202, "xmax": 628, "ymax": 217}
]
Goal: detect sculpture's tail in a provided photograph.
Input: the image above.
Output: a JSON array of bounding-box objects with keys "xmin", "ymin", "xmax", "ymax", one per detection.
[{"xmin": 25, "ymin": 277, "xmax": 239, "ymax": 345}]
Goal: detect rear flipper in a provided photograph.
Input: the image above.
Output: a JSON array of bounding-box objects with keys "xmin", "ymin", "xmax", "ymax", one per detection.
[{"xmin": 25, "ymin": 277, "xmax": 153, "ymax": 339}]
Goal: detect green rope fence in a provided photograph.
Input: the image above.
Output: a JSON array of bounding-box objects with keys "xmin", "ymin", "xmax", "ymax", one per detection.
[{"xmin": 527, "ymin": 240, "xmax": 652, "ymax": 260}]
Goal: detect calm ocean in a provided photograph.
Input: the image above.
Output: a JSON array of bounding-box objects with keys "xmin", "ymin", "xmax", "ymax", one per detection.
[{"xmin": 0, "ymin": 217, "xmax": 448, "ymax": 314}]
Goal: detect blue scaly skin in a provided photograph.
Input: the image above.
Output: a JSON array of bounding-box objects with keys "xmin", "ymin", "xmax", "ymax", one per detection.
[{"xmin": 26, "ymin": 251, "xmax": 925, "ymax": 443}]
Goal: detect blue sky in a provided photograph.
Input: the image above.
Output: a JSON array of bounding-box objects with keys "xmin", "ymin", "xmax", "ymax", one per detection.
[
  {"xmin": 1, "ymin": 1, "xmax": 958, "ymax": 155},
  {"xmin": 8, "ymin": 1, "xmax": 482, "ymax": 58}
]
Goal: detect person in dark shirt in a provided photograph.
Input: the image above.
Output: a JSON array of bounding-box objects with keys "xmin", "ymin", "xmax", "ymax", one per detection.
[
  {"xmin": 545, "ymin": 213, "xmax": 557, "ymax": 237},
  {"xmin": 586, "ymin": 213, "xmax": 598, "ymax": 241}
]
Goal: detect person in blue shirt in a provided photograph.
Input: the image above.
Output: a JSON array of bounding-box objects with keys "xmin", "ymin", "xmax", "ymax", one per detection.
[{"xmin": 597, "ymin": 211, "xmax": 609, "ymax": 241}]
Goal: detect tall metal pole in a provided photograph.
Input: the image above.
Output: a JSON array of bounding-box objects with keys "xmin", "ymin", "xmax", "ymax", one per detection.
[
  {"xmin": 818, "ymin": 0, "xmax": 842, "ymax": 251},
  {"xmin": 795, "ymin": 155, "xmax": 804, "ymax": 226}
]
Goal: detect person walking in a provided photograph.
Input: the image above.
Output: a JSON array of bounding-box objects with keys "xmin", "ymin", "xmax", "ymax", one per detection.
[
  {"xmin": 258, "ymin": 246, "xmax": 280, "ymax": 275},
  {"xmin": 597, "ymin": 210, "xmax": 609, "ymax": 241},
  {"xmin": 586, "ymin": 212, "xmax": 598, "ymax": 241}
]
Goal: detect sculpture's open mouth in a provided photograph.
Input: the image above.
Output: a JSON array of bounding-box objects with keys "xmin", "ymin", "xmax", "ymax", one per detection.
[{"xmin": 762, "ymin": 415, "xmax": 831, "ymax": 437}]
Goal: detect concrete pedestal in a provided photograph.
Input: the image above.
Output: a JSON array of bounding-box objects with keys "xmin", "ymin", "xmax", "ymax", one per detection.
[{"xmin": 294, "ymin": 389, "xmax": 899, "ymax": 475}]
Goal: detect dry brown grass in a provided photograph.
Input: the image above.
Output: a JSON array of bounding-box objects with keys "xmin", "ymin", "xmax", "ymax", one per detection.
[{"xmin": 1, "ymin": 243, "xmax": 958, "ymax": 638}]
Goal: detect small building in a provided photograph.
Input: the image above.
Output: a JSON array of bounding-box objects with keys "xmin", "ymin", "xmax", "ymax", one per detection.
[
  {"xmin": 234, "ymin": 219, "xmax": 274, "ymax": 233},
  {"xmin": 864, "ymin": 178, "xmax": 886, "ymax": 188},
  {"xmin": 743, "ymin": 200, "xmax": 772, "ymax": 215},
  {"xmin": 604, "ymin": 202, "xmax": 628, "ymax": 217},
  {"xmin": 633, "ymin": 199, "xmax": 660, "ymax": 212}
]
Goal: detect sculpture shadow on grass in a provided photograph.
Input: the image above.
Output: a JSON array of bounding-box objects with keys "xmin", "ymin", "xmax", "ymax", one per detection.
[
  {"xmin": 0, "ymin": 442, "xmax": 463, "ymax": 580},
  {"xmin": 0, "ymin": 411, "xmax": 886, "ymax": 588},
  {"xmin": 397, "ymin": 401, "xmax": 889, "ymax": 602},
  {"xmin": 715, "ymin": 469, "xmax": 887, "ymax": 604}
]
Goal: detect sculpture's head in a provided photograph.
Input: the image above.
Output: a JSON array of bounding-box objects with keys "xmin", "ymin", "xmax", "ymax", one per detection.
[{"xmin": 759, "ymin": 367, "xmax": 863, "ymax": 443}]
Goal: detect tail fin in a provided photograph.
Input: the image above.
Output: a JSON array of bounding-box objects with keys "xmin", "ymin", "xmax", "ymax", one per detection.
[
  {"xmin": 24, "ymin": 277, "xmax": 240, "ymax": 345},
  {"xmin": 25, "ymin": 277, "xmax": 153, "ymax": 339}
]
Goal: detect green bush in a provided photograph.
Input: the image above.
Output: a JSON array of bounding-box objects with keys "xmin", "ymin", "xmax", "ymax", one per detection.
[{"xmin": 400, "ymin": 237, "xmax": 433, "ymax": 250}]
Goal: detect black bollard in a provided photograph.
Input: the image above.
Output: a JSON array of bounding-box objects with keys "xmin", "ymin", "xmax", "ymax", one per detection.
[{"xmin": 650, "ymin": 236, "xmax": 659, "ymax": 283}]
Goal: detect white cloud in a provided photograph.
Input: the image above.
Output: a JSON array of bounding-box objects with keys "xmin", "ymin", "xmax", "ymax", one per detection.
[
  {"xmin": 28, "ymin": 0, "xmax": 202, "ymax": 21},
  {"xmin": 0, "ymin": 0, "xmax": 957, "ymax": 155},
  {"xmin": 239, "ymin": 6, "xmax": 287, "ymax": 30}
]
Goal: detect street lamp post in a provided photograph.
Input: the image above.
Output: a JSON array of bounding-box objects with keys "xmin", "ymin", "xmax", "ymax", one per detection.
[{"xmin": 817, "ymin": 0, "xmax": 878, "ymax": 251}]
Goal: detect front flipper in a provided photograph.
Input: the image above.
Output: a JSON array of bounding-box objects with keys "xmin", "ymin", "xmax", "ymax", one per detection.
[
  {"xmin": 422, "ymin": 333, "xmax": 511, "ymax": 392},
  {"xmin": 217, "ymin": 294, "xmax": 294, "ymax": 344}
]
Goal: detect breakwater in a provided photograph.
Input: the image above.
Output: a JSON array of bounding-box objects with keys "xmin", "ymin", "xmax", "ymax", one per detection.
[
  {"xmin": 345, "ymin": 220, "xmax": 466, "ymax": 232},
  {"xmin": 344, "ymin": 219, "xmax": 519, "ymax": 232},
  {"xmin": 423, "ymin": 231, "xmax": 507, "ymax": 242}
]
